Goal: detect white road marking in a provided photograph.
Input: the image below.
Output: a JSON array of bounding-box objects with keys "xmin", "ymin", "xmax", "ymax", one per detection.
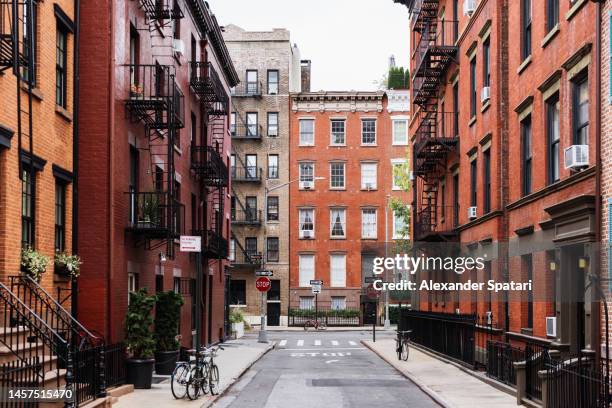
[
  {"xmin": 314, "ymin": 340, "xmax": 321, "ymax": 346},
  {"xmin": 331, "ymin": 340, "xmax": 339, "ymax": 346},
  {"xmin": 349, "ymin": 341, "xmax": 357, "ymax": 346},
  {"xmin": 325, "ymin": 360, "xmax": 339, "ymax": 364},
  {"xmin": 297, "ymin": 339, "xmax": 304, "ymax": 347},
  {"xmin": 281, "ymin": 347, "xmax": 365, "ymax": 351},
  {"xmin": 278, "ymin": 340, "xmax": 287, "ymax": 347}
]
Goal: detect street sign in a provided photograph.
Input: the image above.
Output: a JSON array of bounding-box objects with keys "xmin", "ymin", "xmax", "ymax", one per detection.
[
  {"xmin": 256, "ymin": 277, "xmax": 272, "ymax": 292},
  {"xmin": 180, "ymin": 235, "xmax": 201, "ymax": 253},
  {"xmin": 311, "ymin": 284, "xmax": 322, "ymax": 294},
  {"xmin": 255, "ymin": 270, "xmax": 274, "ymax": 277},
  {"xmin": 309, "ymin": 280, "xmax": 323, "ymax": 285}
]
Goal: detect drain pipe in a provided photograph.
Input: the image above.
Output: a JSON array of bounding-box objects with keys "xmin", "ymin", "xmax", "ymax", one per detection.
[{"xmin": 71, "ymin": 0, "xmax": 81, "ymax": 319}]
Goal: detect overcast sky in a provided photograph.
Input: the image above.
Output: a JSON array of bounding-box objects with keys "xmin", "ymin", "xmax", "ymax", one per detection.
[{"xmin": 207, "ymin": 0, "xmax": 411, "ymax": 91}]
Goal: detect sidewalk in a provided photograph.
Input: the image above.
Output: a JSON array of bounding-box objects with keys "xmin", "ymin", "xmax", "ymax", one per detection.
[
  {"xmin": 114, "ymin": 335, "xmax": 274, "ymax": 408},
  {"xmin": 265, "ymin": 325, "xmax": 397, "ymax": 331},
  {"xmin": 362, "ymin": 339, "xmax": 519, "ymax": 408}
]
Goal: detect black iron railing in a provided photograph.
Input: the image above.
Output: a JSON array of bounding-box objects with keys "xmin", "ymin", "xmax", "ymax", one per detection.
[
  {"xmin": 231, "ymin": 166, "xmax": 262, "ymax": 182},
  {"xmin": 232, "ymin": 209, "xmax": 262, "ymax": 225},
  {"xmin": 414, "ymin": 205, "xmax": 458, "ymax": 240},
  {"xmin": 126, "ymin": 191, "xmax": 185, "ymax": 238},
  {"xmin": 231, "ymin": 123, "xmax": 263, "ymax": 140},
  {"xmin": 413, "ymin": 19, "xmax": 459, "ymax": 79},
  {"xmin": 230, "ymin": 247, "xmax": 262, "ymax": 267},
  {"xmin": 189, "ymin": 62, "xmax": 229, "ymax": 110},
  {"xmin": 414, "ymin": 111, "xmax": 459, "ymax": 156},
  {"xmin": 0, "ymin": 357, "xmax": 43, "ymax": 403},
  {"xmin": 288, "ymin": 309, "xmax": 361, "ymax": 327},
  {"xmin": 135, "ymin": 0, "xmax": 184, "ymax": 20},
  {"xmin": 201, "ymin": 230, "xmax": 228, "ymax": 259},
  {"xmin": 191, "ymin": 145, "xmax": 229, "ymax": 187},
  {"xmin": 125, "ymin": 64, "xmax": 176, "ymax": 128},
  {"xmin": 486, "ymin": 341, "xmax": 524, "ymax": 386},
  {"xmin": 231, "ymin": 80, "xmax": 263, "ymax": 97}
]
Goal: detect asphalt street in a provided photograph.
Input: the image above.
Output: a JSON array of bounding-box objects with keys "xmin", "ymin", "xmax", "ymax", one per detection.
[{"xmin": 212, "ymin": 330, "xmax": 440, "ymax": 408}]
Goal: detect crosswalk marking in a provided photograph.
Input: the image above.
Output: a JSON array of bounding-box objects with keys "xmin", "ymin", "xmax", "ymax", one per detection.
[
  {"xmin": 297, "ymin": 340, "xmax": 304, "ymax": 347},
  {"xmin": 331, "ymin": 340, "xmax": 339, "ymax": 346},
  {"xmin": 276, "ymin": 339, "xmax": 363, "ymax": 349},
  {"xmin": 314, "ymin": 340, "xmax": 321, "ymax": 346},
  {"xmin": 278, "ymin": 340, "xmax": 287, "ymax": 347},
  {"xmin": 349, "ymin": 341, "xmax": 357, "ymax": 346}
]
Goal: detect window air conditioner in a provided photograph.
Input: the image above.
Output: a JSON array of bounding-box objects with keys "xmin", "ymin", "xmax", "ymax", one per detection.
[
  {"xmin": 173, "ymin": 39, "xmax": 186, "ymax": 56},
  {"xmin": 301, "ymin": 230, "xmax": 313, "ymax": 239},
  {"xmin": 300, "ymin": 181, "xmax": 313, "ymax": 190},
  {"xmin": 564, "ymin": 145, "xmax": 589, "ymax": 169},
  {"xmin": 546, "ymin": 316, "xmax": 557, "ymax": 338},
  {"xmin": 463, "ymin": 0, "xmax": 477, "ymax": 16},
  {"xmin": 481, "ymin": 86, "xmax": 491, "ymax": 103},
  {"xmin": 468, "ymin": 206, "xmax": 477, "ymax": 220}
]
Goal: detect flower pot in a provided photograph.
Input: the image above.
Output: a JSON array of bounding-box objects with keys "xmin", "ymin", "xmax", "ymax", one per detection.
[
  {"xmin": 126, "ymin": 358, "xmax": 155, "ymax": 389},
  {"xmin": 231, "ymin": 321, "xmax": 244, "ymax": 339},
  {"xmin": 154, "ymin": 350, "xmax": 178, "ymax": 375},
  {"xmin": 54, "ymin": 263, "xmax": 71, "ymax": 277}
]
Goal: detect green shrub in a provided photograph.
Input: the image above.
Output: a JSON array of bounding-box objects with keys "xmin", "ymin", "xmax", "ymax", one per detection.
[
  {"xmin": 126, "ymin": 288, "xmax": 157, "ymax": 359},
  {"xmin": 229, "ymin": 309, "xmax": 244, "ymax": 324},
  {"xmin": 154, "ymin": 291, "xmax": 184, "ymax": 352}
]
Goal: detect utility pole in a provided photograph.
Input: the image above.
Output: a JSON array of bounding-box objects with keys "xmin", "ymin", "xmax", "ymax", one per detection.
[
  {"xmin": 384, "ymin": 194, "xmax": 391, "ymax": 330},
  {"xmin": 258, "ymin": 185, "xmax": 269, "ymax": 343}
]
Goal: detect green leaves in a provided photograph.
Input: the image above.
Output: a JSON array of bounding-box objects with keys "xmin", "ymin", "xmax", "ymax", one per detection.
[
  {"xmin": 54, "ymin": 251, "xmax": 83, "ymax": 278},
  {"xmin": 154, "ymin": 290, "xmax": 184, "ymax": 352},
  {"xmin": 125, "ymin": 288, "xmax": 157, "ymax": 359},
  {"xmin": 388, "ymin": 67, "xmax": 410, "ymax": 90},
  {"xmin": 21, "ymin": 246, "xmax": 49, "ymax": 281},
  {"xmin": 229, "ymin": 309, "xmax": 245, "ymax": 324}
]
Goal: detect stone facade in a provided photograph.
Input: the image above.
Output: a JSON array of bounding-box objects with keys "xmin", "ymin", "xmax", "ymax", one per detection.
[{"xmin": 223, "ymin": 25, "xmax": 300, "ymax": 326}]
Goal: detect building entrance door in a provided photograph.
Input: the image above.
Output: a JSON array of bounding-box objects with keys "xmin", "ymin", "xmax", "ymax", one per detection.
[{"xmin": 267, "ymin": 302, "xmax": 280, "ymax": 326}]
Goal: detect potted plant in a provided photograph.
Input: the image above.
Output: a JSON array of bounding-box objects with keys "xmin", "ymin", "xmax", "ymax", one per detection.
[
  {"xmin": 125, "ymin": 288, "xmax": 157, "ymax": 389},
  {"xmin": 230, "ymin": 309, "xmax": 245, "ymax": 339},
  {"xmin": 130, "ymin": 83, "xmax": 144, "ymax": 99},
  {"xmin": 54, "ymin": 251, "xmax": 82, "ymax": 278},
  {"xmin": 154, "ymin": 290, "xmax": 184, "ymax": 375},
  {"xmin": 20, "ymin": 247, "xmax": 49, "ymax": 282},
  {"xmin": 139, "ymin": 195, "xmax": 160, "ymax": 228}
]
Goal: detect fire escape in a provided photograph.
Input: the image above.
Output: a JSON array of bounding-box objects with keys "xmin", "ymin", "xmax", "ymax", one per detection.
[{"xmin": 402, "ymin": 0, "xmax": 459, "ymax": 241}]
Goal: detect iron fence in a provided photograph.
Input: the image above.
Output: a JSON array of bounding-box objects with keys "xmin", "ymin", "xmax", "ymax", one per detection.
[
  {"xmin": 105, "ymin": 343, "xmax": 126, "ymax": 389},
  {"xmin": 288, "ymin": 308, "xmax": 360, "ymax": 327},
  {"xmin": 0, "ymin": 357, "xmax": 42, "ymax": 408},
  {"xmin": 486, "ymin": 341, "xmax": 524, "ymax": 386}
]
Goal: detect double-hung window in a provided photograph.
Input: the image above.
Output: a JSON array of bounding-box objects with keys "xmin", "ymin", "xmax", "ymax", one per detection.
[
  {"xmin": 330, "ymin": 162, "xmax": 345, "ymax": 189},
  {"xmin": 392, "ymin": 119, "xmax": 408, "ymax": 145},
  {"xmin": 361, "ymin": 119, "xmax": 376, "ymax": 145},
  {"xmin": 299, "ymin": 254, "xmax": 315, "ymax": 287},
  {"xmin": 331, "ymin": 119, "xmax": 345, "ymax": 145},
  {"xmin": 330, "ymin": 208, "xmax": 346, "ymax": 238},
  {"xmin": 330, "ymin": 254, "xmax": 346, "ymax": 287},
  {"xmin": 56, "ymin": 25, "xmax": 68, "ymax": 108},
  {"xmin": 361, "ymin": 209, "xmax": 377, "ymax": 239},
  {"xmin": 55, "ymin": 181, "xmax": 66, "ymax": 252},
  {"xmin": 361, "ymin": 163, "xmax": 377, "ymax": 190},
  {"xmin": 547, "ymin": 94, "xmax": 560, "ymax": 184},
  {"xmin": 393, "ymin": 211, "xmax": 408, "ymax": 239},
  {"xmin": 267, "ymin": 196, "xmax": 279, "ymax": 221},
  {"xmin": 331, "ymin": 296, "xmax": 346, "ymax": 310},
  {"xmin": 267, "ymin": 112, "xmax": 279, "ymax": 137},
  {"xmin": 246, "ymin": 112, "xmax": 258, "ymax": 137},
  {"xmin": 470, "ymin": 158, "xmax": 477, "ymax": 208},
  {"xmin": 521, "ymin": 0, "xmax": 532, "ymax": 61},
  {"xmin": 22, "ymin": 168, "xmax": 35, "ymax": 248},
  {"xmin": 266, "ymin": 237, "xmax": 279, "ymax": 262},
  {"xmin": 573, "ymin": 74, "xmax": 589, "ymax": 145},
  {"xmin": 546, "ymin": 0, "xmax": 558, "ymax": 33},
  {"xmin": 483, "ymin": 150, "xmax": 491, "ymax": 213},
  {"xmin": 267, "ymin": 70, "xmax": 279, "ymax": 94},
  {"xmin": 246, "ymin": 70, "xmax": 258, "ymax": 94},
  {"xmin": 299, "ymin": 209, "xmax": 315, "ymax": 238},
  {"xmin": 268, "ymin": 154, "xmax": 279, "ymax": 179},
  {"xmin": 392, "ymin": 159, "xmax": 407, "ymax": 190},
  {"xmin": 299, "ymin": 119, "xmax": 314, "ymax": 146},
  {"xmin": 483, "ymin": 38, "xmax": 491, "ymax": 88},
  {"xmin": 299, "ymin": 162, "xmax": 314, "ymax": 183},
  {"xmin": 521, "ymin": 116, "xmax": 533, "ymax": 196},
  {"xmin": 470, "ymin": 57, "xmax": 477, "ymax": 117}
]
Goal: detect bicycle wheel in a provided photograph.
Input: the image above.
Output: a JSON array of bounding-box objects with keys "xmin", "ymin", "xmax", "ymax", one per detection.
[
  {"xmin": 170, "ymin": 363, "xmax": 189, "ymax": 399},
  {"xmin": 318, "ymin": 322, "xmax": 327, "ymax": 330},
  {"xmin": 200, "ymin": 362, "xmax": 210, "ymax": 395},
  {"xmin": 209, "ymin": 364, "xmax": 220, "ymax": 395},
  {"xmin": 186, "ymin": 366, "xmax": 202, "ymax": 400},
  {"xmin": 401, "ymin": 341, "xmax": 409, "ymax": 361},
  {"xmin": 396, "ymin": 340, "xmax": 402, "ymax": 360}
]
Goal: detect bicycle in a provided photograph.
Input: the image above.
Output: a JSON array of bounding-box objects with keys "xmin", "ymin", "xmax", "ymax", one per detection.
[
  {"xmin": 185, "ymin": 345, "xmax": 223, "ymax": 399},
  {"xmin": 170, "ymin": 358, "xmax": 191, "ymax": 399},
  {"xmin": 396, "ymin": 330, "xmax": 411, "ymax": 361},
  {"xmin": 303, "ymin": 319, "xmax": 327, "ymax": 331}
]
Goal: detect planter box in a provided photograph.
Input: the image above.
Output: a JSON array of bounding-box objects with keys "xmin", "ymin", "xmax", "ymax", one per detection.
[{"xmin": 231, "ymin": 322, "xmax": 244, "ymax": 339}]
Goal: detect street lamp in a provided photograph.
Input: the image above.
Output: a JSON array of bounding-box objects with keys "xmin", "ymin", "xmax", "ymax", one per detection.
[{"xmin": 258, "ymin": 176, "xmax": 326, "ymax": 343}]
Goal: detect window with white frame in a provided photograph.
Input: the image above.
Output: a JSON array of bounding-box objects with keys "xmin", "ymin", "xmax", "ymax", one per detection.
[
  {"xmin": 330, "ymin": 162, "xmax": 345, "ymax": 189},
  {"xmin": 299, "ymin": 296, "xmax": 315, "ymax": 310},
  {"xmin": 128, "ymin": 273, "xmax": 138, "ymax": 303},
  {"xmin": 392, "ymin": 119, "xmax": 408, "ymax": 145},
  {"xmin": 299, "ymin": 119, "xmax": 314, "ymax": 146},
  {"xmin": 393, "ymin": 211, "xmax": 408, "ymax": 239},
  {"xmin": 229, "ymin": 239, "xmax": 236, "ymax": 261},
  {"xmin": 361, "ymin": 162, "xmax": 377, "ymax": 189},
  {"xmin": 392, "ymin": 159, "xmax": 407, "ymax": 190},
  {"xmin": 361, "ymin": 119, "xmax": 376, "ymax": 145},
  {"xmin": 299, "ymin": 162, "xmax": 314, "ymax": 183},
  {"xmin": 361, "ymin": 208, "xmax": 377, "ymax": 239},
  {"xmin": 299, "ymin": 208, "xmax": 315, "ymax": 238},
  {"xmin": 330, "ymin": 254, "xmax": 346, "ymax": 287},
  {"xmin": 331, "ymin": 296, "xmax": 346, "ymax": 310},
  {"xmin": 299, "ymin": 254, "xmax": 315, "ymax": 287},
  {"xmin": 330, "ymin": 208, "xmax": 346, "ymax": 238},
  {"xmin": 330, "ymin": 119, "xmax": 345, "ymax": 145}
]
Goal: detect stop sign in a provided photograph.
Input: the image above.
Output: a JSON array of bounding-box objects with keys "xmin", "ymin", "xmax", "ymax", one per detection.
[
  {"xmin": 256, "ymin": 277, "xmax": 271, "ymax": 292},
  {"xmin": 366, "ymin": 284, "xmax": 379, "ymax": 300}
]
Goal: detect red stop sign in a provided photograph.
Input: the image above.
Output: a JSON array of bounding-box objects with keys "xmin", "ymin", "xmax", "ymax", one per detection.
[{"xmin": 256, "ymin": 277, "xmax": 271, "ymax": 292}]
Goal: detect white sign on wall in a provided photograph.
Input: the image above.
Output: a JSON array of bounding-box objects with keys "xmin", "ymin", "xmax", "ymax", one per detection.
[{"xmin": 180, "ymin": 236, "xmax": 202, "ymax": 253}]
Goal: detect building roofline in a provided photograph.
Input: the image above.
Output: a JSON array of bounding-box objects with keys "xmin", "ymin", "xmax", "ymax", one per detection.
[{"xmin": 291, "ymin": 91, "xmax": 386, "ymax": 101}]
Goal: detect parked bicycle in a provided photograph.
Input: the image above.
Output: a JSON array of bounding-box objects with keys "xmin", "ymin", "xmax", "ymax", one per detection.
[
  {"xmin": 396, "ymin": 330, "xmax": 412, "ymax": 361},
  {"xmin": 303, "ymin": 319, "xmax": 327, "ymax": 331},
  {"xmin": 170, "ymin": 345, "xmax": 224, "ymax": 400}
]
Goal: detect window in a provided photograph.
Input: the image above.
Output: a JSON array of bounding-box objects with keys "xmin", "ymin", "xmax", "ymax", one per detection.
[
  {"xmin": 191, "ymin": 112, "xmax": 197, "ymax": 149},
  {"xmin": 441, "ymin": 182, "xmax": 446, "ymax": 222},
  {"xmin": 268, "ymin": 280, "xmax": 281, "ymax": 301},
  {"xmin": 267, "ymin": 237, "xmax": 279, "ymax": 262},
  {"xmin": 470, "ymin": 159, "xmax": 477, "ymax": 207},
  {"xmin": 331, "ymin": 296, "xmax": 346, "ymax": 310},
  {"xmin": 546, "ymin": 0, "xmax": 558, "ymax": 32},
  {"xmin": 22, "ymin": 169, "xmax": 34, "ymax": 248},
  {"xmin": 299, "ymin": 209, "xmax": 314, "ymax": 237},
  {"xmin": 573, "ymin": 74, "xmax": 589, "ymax": 145},
  {"xmin": 267, "ymin": 196, "xmax": 279, "ymax": 221},
  {"xmin": 299, "ymin": 119, "xmax": 314, "ymax": 146},
  {"xmin": 453, "ymin": 0, "xmax": 459, "ymax": 41},
  {"xmin": 191, "ymin": 193, "xmax": 197, "ymax": 232},
  {"xmin": 299, "ymin": 162, "xmax": 314, "ymax": 182},
  {"xmin": 392, "ymin": 159, "xmax": 407, "ymax": 190},
  {"xmin": 230, "ymin": 280, "xmax": 246, "ymax": 305},
  {"xmin": 246, "ymin": 112, "xmax": 258, "ymax": 137},
  {"xmin": 55, "ymin": 181, "xmax": 66, "ymax": 252},
  {"xmin": 453, "ymin": 173, "xmax": 459, "ymax": 227},
  {"xmin": 361, "ymin": 163, "xmax": 377, "ymax": 190},
  {"xmin": 483, "ymin": 38, "xmax": 491, "ymax": 88},
  {"xmin": 230, "ymin": 154, "xmax": 236, "ymax": 178},
  {"xmin": 129, "ymin": 25, "xmax": 139, "ymax": 85},
  {"xmin": 299, "ymin": 254, "xmax": 315, "ymax": 287},
  {"xmin": 330, "ymin": 209, "xmax": 346, "ymax": 238},
  {"xmin": 230, "ymin": 112, "xmax": 236, "ymax": 136},
  {"xmin": 524, "ymin": 254, "xmax": 533, "ymax": 328},
  {"xmin": 245, "ymin": 237, "xmax": 258, "ymax": 257},
  {"xmin": 331, "ymin": 119, "xmax": 345, "ymax": 145},
  {"xmin": 521, "ymin": 116, "xmax": 532, "ymax": 196},
  {"xmin": 245, "ymin": 154, "xmax": 257, "ymax": 179},
  {"xmin": 470, "ymin": 57, "xmax": 477, "ymax": 118},
  {"xmin": 172, "ymin": 0, "xmax": 180, "ymax": 39},
  {"xmin": 392, "ymin": 119, "xmax": 408, "ymax": 145},
  {"xmin": 56, "ymin": 25, "xmax": 68, "ymax": 108},
  {"xmin": 483, "ymin": 150, "xmax": 491, "ymax": 214},
  {"xmin": 393, "ymin": 211, "xmax": 407, "ymax": 239},
  {"xmin": 267, "ymin": 70, "xmax": 279, "ymax": 94},
  {"xmin": 129, "ymin": 147, "xmax": 139, "ymax": 224},
  {"xmin": 361, "ymin": 209, "xmax": 377, "ymax": 239},
  {"xmin": 361, "ymin": 119, "xmax": 376, "ymax": 145},
  {"xmin": 299, "ymin": 296, "xmax": 314, "ymax": 310},
  {"xmin": 128, "ymin": 273, "xmax": 138, "ymax": 301},
  {"xmin": 155, "ymin": 166, "xmax": 163, "ymax": 191},
  {"xmin": 330, "ymin": 254, "xmax": 346, "ymax": 287},
  {"xmin": 22, "ymin": 2, "xmax": 37, "ymax": 84},
  {"xmin": 267, "ymin": 112, "xmax": 279, "ymax": 137},
  {"xmin": 246, "ymin": 70, "xmax": 258, "ymax": 94},
  {"xmin": 245, "ymin": 196, "xmax": 257, "ymax": 222},
  {"xmin": 155, "ymin": 274, "xmax": 164, "ymax": 293},
  {"xmin": 547, "ymin": 94, "xmax": 560, "ymax": 184},
  {"xmin": 522, "ymin": 0, "xmax": 532, "ymax": 60},
  {"xmin": 229, "ymin": 239, "xmax": 236, "ymax": 261},
  {"xmin": 453, "ymin": 82, "xmax": 459, "ymax": 136},
  {"xmin": 268, "ymin": 154, "xmax": 279, "ymax": 179},
  {"xmin": 330, "ymin": 162, "xmax": 345, "ymax": 189},
  {"xmin": 173, "ymin": 277, "xmax": 180, "ymax": 294}
]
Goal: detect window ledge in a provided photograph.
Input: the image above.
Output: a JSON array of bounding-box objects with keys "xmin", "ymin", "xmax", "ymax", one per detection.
[
  {"xmin": 392, "ymin": 142, "xmax": 409, "ymax": 146},
  {"xmin": 517, "ymin": 55, "xmax": 532, "ymax": 75},
  {"xmin": 361, "ymin": 144, "xmax": 377, "ymax": 147},
  {"xmin": 361, "ymin": 237, "xmax": 378, "ymax": 241},
  {"xmin": 55, "ymin": 105, "xmax": 73, "ymax": 122},
  {"xmin": 566, "ymin": 0, "xmax": 588, "ymax": 22},
  {"xmin": 541, "ymin": 25, "xmax": 560, "ymax": 48},
  {"xmin": 468, "ymin": 116, "xmax": 477, "ymax": 127},
  {"xmin": 330, "ymin": 237, "xmax": 346, "ymax": 240},
  {"xmin": 361, "ymin": 188, "xmax": 378, "ymax": 191},
  {"xmin": 21, "ymin": 85, "xmax": 44, "ymax": 101},
  {"xmin": 481, "ymin": 99, "xmax": 491, "ymax": 114},
  {"xmin": 299, "ymin": 144, "xmax": 315, "ymax": 148},
  {"xmin": 330, "ymin": 188, "xmax": 346, "ymax": 191},
  {"xmin": 329, "ymin": 144, "xmax": 346, "ymax": 147}
]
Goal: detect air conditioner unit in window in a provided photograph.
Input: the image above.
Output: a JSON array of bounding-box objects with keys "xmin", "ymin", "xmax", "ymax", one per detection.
[
  {"xmin": 301, "ymin": 230, "xmax": 313, "ymax": 239},
  {"xmin": 564, "ymin": 145, "xmax": 589, "ymax": 169},
  {"xmin": 481, "ymin": 86, "xmax": 491, "ymax": 103},
  {"xmin": 546, "ymin": 316, "xmax": 557, "ymax": 338},
  {"xmin": 300, "ymin": 181, "xmax": 313, "ymax": 190},
  {"xmin": 463, "ymin": 0, "xmax": 477, "ymax": 16},
  {"xmin": 173, "ymin": 39, "xmax": 186, "ymax": 56},
  {"xmin": 468, "ymin": 206, "xmax": 477, "ymax": 220}
]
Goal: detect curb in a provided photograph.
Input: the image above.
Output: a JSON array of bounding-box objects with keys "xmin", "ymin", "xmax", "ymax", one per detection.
[
  {"xmin": 361, "ymin": 340, "xmax": 454, "ymax": 408},
  {"xmin": 201, "ymin": 341, "xmax": 276, "ymax": 408}
]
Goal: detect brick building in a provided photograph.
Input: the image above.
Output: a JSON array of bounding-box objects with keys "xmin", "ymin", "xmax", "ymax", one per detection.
[
  {"xmin": 289, "ymin": 91, "xmax": 410, "ymax": 318},
  {"xmin": 222, "ymin": 25, "xmax": 303, "ymax": 326},
  {"xmin": 0, "ymin": 0, "xmax": 76, "ymax": 296},
  {"xmin": 398, "ymin": 0, "xmax": 601, "ymax": 364},
  {"xmin": 77, "ymin": 0, "xmax": 238, "ymax": 346}
]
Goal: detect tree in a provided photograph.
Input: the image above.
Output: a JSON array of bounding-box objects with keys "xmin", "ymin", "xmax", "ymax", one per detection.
[{"xmin": 387, "ymin": 67, "xmax": 410, "ymax": 90}]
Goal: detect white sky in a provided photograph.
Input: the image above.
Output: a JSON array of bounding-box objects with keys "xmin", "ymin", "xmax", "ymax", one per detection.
[{"xmin": 207, "ymin": 0, "xmax": 411, "ymax": 91}]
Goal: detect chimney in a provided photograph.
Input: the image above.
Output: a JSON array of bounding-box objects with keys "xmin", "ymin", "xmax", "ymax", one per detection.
[{"xmin": 301, "ymin": 60, "xmax": 311, "ymax": 92}]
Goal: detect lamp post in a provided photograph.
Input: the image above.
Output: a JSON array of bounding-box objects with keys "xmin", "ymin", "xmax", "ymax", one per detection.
[
  {"xmin": 258, "ymin": 175, "xmax": 326, "ymax": 343},
  {"xmin": 384, "ymin": 194, "xmax": 391, "ymax": 330}
]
